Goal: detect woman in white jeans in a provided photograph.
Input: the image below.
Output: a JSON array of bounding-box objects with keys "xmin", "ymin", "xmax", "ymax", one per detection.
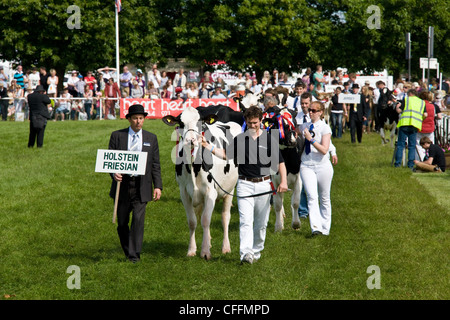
[{"xmin": 300, "ymin": 101, "xmax": 334, "ymax": 236}]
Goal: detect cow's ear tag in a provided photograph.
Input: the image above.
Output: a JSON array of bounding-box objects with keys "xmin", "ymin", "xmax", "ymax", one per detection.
[{"xmin": 209, "ymin": 118, "xmax": 214, "ymax": 124}]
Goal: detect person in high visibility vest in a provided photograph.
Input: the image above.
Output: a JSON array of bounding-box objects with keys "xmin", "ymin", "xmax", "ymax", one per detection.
[{"xmin": 394, "ymin": 89, "xmax": 427, "ymax": 169}]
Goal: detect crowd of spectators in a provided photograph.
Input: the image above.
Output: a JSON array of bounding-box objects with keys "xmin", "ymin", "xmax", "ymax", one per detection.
[{"xmin": 0, "ymin": 63, "xmax": 449, "ymax": 123}]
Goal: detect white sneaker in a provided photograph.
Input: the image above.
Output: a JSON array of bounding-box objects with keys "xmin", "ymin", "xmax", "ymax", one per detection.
[{"xmin": 241, "ymin": 253, "xmax": 254, "ymax": 264}]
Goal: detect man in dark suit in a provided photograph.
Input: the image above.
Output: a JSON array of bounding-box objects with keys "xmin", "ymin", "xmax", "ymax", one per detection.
[
  {"xmin": 27, "ymin": 85, "xmax": 51, "ymax": 148},
  {"xmin": 108, "ymin": 104, "xmax": 163, "ymax": 262},
  {"xmin": 349, "ymin": 84, "xmax": 371, "ymax": 143}
]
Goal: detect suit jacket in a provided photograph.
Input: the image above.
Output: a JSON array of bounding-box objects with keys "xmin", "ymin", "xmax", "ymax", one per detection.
[
  {"xmin": 108, "ymin": 128, "xmax": 163, "ymax": 203},
  {"xmin": 349, "ymin": 93, "xmax": 371, "ymax": 121},
  {"xmin": 105, "ymin": 82, "xmax": 121, "ymax": 98},
  {"xmin": 27, "ymin": 91, "xmax": 51, "ymax": 119},
  {"xmin": 173, "ymin": 73, "xmax": 187, "ymax": 88}
]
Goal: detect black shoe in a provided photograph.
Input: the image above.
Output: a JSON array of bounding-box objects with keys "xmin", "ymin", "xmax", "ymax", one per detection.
[{"xmin": 312, "ymin": 231, "xmax": 322, "ymax": 236}]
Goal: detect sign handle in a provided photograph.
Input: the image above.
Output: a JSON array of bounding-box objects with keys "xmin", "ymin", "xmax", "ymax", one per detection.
[{"xmin": 113, "ymin": 181, "xmax": 121, "ymax": 224}]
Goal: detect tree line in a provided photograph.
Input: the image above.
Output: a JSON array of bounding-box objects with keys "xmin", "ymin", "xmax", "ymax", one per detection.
[{"xmin": 0, "ymin": 0, "xmax": 448, "ymax": 85}]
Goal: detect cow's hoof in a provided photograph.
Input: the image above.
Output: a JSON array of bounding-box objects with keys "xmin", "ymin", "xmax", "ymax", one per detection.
[
  {"xmin": 187, "ymin": 250, "xmax": 196, "ymax": 257},
  {"xmin": 292, "ymin": 221, "xmax": 301, "ymax": 230},
  {"xmin": 274, "ymin": 224, "xmax": 284, "ymax": 232},
  {"xmin": 222, "ymin": 245, "xmax": 231, "ymax": 255},
  {"xmin": 201, "ymin": 252, "xmax": 212, "ymax": 261}
]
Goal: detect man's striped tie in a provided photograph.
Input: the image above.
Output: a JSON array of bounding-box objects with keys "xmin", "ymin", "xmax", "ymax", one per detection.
[
  {"xmin": 130, "ymin": 133, "xmax": 139, "ymax": 151},
  {"xmin": 130, "ymin": 134, "xmax": 139, "ymax": 177}
]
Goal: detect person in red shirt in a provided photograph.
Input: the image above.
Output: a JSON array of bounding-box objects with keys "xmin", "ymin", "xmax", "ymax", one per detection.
[
  {"xmin": 416, "ymin": 91, "xmax": 443, "ymax": 161},
  {"xmin": 104, "ymin": 78, "xmax": 121, "ymax": 119},
  {"xmin": 84, "ymin": 71, "xmax": 97, "ymax": 91}
]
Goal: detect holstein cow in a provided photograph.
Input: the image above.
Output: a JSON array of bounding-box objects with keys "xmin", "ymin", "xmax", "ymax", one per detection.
[
  {"xmin": 162, "ymin": 105, "xmax": 243, "ymax": 260},
  {"xmin": 262, "ymin": 106, "xmax": 302, "ymax": 232},
  {"xmin": 234, "ymin": 90, "xmax": 263, "ymax": 111},
  {"xmin": 379, "ymin": 94, "xmax": 399, "ymax": 148}
]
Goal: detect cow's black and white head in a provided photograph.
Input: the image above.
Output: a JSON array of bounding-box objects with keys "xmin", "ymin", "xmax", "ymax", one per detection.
[
  {"xmin": 163, "ymin": 107, "xmax": 218, "ymax": 165},
  {"xmin": 262, "ymin": 107, "xmax": 298, "ymax": 148}
]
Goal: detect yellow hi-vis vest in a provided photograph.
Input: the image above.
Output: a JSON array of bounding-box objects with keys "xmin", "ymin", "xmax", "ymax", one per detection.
[{"xmin": 397, "ymin": 96, "xmax": 425, "ymax": 130}]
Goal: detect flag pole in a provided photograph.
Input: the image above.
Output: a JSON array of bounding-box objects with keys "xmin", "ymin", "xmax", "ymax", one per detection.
[{"xmin": 115, "ymin": 4, "xmax": 120, "ymax": 85}]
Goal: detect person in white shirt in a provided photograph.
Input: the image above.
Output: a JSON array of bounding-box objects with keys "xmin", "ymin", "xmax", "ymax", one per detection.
[
  {"xmin": 97, "ymin": 66, "xmax": 117, "ymax": 82},
  {"xmin": 185, "ymin": 82, "xmax": 199, "ymax": 99},
  {"xmin": 149, "ymin": 66, "xmax": 161, "ymax": 92},
  {"xmin": 250, "ymin": 79, "xmax": 262, "ymax": 95},
  {"xmin": 173, "ymin": 68, "xmax": 187, "ymax": 89},
  {"xmin": 300, "ymin": 100, "xmax": 334, "ymax": 236},
  {"xmin": 28, "ymin": 68, "xmax": 41, "ymax": 90},
  {"xmin": 210, "ymin": 86, "xmax": 227, "ymax": 99},
  {"xmin": 289, "ymin": 82, "xmax": 306, "ymax": 112}
]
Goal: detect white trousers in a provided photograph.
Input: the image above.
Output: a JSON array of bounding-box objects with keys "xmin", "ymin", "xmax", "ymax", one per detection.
[
  {"xmin": 236, "ymin": 179, "xmax": 272, "ymax": 261},
  {"xmin": 300, "ymin": 161, "xmax": 334, "ymax": 235}
]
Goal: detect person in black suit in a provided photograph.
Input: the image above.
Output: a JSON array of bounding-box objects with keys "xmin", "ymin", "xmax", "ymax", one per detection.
[
  {"xmin": 349, "ymin": 84, "xmax": 371, "ymax": 143},
  {"xmin": 108, "ymin": 104, "xmax": 163, "ymax": 262},
  {"xmin": 27, "ymin": 85, "xmax": 51, "ymax": 148},
  {"xmin": 0, "ymin": 81, "xmax": 9, "ymax": 121}
]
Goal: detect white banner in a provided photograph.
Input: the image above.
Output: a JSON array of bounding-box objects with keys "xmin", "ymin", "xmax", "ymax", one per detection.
[
  {"xmin": 420, "ymin": 58, "xmax": 438, "ymax": 69},
  {"xmin": 95, "ymin": 149, "xmax": 147, "ymax": 175},
  {"xmin": 324, "ymin": 85, "xmax": 341, "ymax": 93},
  {"xmin": 338, "ymin": 93, "xmax": 361, "ymax": 104}
]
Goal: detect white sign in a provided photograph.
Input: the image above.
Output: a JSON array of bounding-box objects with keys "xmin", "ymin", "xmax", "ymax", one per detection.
[
  {"xmin": 338, "ymin": 93, "xmax": 361, "ymax": 104},
  {"xmin": 324, "ymin": 85, "xmax": 342, "ymax": 93},
  {"xmin": 95, "ymin": 149, "xmax": 147, "ymax": 175},
  {"xmin": 420, "ymin": 58, "xmax": 438, "ymax": 69}
]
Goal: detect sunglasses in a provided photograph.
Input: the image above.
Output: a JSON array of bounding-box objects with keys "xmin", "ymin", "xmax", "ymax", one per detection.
[{"xmin": 308, "ymin": 108, "xmax": 321, "ymax": 113}]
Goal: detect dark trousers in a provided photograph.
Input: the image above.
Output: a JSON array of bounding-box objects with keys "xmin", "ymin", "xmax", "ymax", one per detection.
[
  {"xmin": 116, "ymin": 178, "xmax": 147, "ymax": 261},
  {"xmin": 1, "ymin": 101, "xmax": 8, "ymax": 121},
  {"xmin": 350, "ymin": 113, "xmax": 363, "ymax": 143},
  {"xmin": 28, "ymin": 122, "xmax": 46, "ymax": 148}
]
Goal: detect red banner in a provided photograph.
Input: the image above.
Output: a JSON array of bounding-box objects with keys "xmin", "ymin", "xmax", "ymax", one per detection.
[{"xmin": 120, "ymin": 98, "xmax": 239, "ymax": 119}]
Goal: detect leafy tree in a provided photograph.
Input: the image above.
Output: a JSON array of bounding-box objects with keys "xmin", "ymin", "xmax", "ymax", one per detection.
[
  {"xmin": 173, "ymin": 0, "xmax": 321, "ymax": 78},
  {"xmin": 317, "ymin": 0, "xmax": 450, "ymax": 79},
  {"xmin": 0, "ymin": 0, "xmax": 161, "ymax": 90}
]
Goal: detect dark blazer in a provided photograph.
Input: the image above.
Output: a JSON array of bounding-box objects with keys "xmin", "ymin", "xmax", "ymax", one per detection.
[
  {"xmin": 27, "ymin": 91, "xmax": 51, "ymax": 119},
  {"xmin": 349, "ymin": 93, "xmax": 371, "ymax": 121},
  {"xmin": 108, "ymin": 128, "xmax": 163, "ymax": 203}
]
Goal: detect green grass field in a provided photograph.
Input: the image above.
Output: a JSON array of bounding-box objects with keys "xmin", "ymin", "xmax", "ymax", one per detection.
[{"xmin": 0, "ymin": 119, "xmax": 448, "ymax": 301}]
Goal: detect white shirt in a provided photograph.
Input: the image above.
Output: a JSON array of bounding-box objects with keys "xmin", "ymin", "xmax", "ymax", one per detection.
[
  {"xmin": 296, "ymin": 110, "xmax": 310, "ymax": 129},
  {"xmin": 300, "ymin": 120, "xmax": 332, "ymax": 165},
  {"xmin": 149, "ymin": 73, "xmax": 161, "ymax": 90},
  {"xmin": 128, "ymin": 127, "xmax": 142, "ymax": 152},
  {"xmin": 29, "ymin": 73, "xmax": 40, "ymax": 89},
  {"xmin": 373, "ymin": 88, "xmax": 380, "ymax": 104}
]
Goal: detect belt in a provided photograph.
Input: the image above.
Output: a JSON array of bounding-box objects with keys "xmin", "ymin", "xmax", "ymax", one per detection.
[{"xmin": 239, "ymin": 175, "xmax": 271, "ymax": 183}]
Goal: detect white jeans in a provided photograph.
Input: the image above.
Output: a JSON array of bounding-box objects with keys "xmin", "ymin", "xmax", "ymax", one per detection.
[
  {"xmin": 236, "ymin": 179, "xmax": 272, "ymax": 261},
  {"xmin": 300, "ymin": 161, "xmax": 333, "ymax": 235}
]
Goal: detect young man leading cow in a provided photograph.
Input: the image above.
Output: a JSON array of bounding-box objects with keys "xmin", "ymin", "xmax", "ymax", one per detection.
[{"xmin": 201, "ymin": 106, "xmax": 288, "ymax": 264}]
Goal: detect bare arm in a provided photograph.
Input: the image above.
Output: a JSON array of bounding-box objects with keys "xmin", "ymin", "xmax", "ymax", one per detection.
[{"xmin": 201, "ymin": 136, "xmax": 227, "ymax": 160}]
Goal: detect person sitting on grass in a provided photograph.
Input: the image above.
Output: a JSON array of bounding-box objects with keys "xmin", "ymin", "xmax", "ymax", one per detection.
[{"xmin": 413, "ymin": 137, "xmax": 446, "ymax": 172}]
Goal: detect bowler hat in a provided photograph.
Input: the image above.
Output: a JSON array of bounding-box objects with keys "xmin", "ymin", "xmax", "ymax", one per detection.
[
  {"xmin": 126, "ymin": 104, "xmax": 148, "ymax": 118},
  {"xmin": 34, "ymin": 85, "xmax": 46, "ymax": 92}
]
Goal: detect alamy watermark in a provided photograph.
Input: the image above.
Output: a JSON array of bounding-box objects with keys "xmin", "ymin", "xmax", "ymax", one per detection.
[
  {"xmin": 366, "ymin": 265, "xmax": 381, "ymax": 289},
  {"xmin": 66, "ymin": 265, "xmax": 81, "ymax": 289},
  {"xmin": 67, "ymin": 5, "xmax": 81, "ymax": 30},
  {"xmin": 366, "ymin": 5, "xmax": 381, "ymax": 30}
]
